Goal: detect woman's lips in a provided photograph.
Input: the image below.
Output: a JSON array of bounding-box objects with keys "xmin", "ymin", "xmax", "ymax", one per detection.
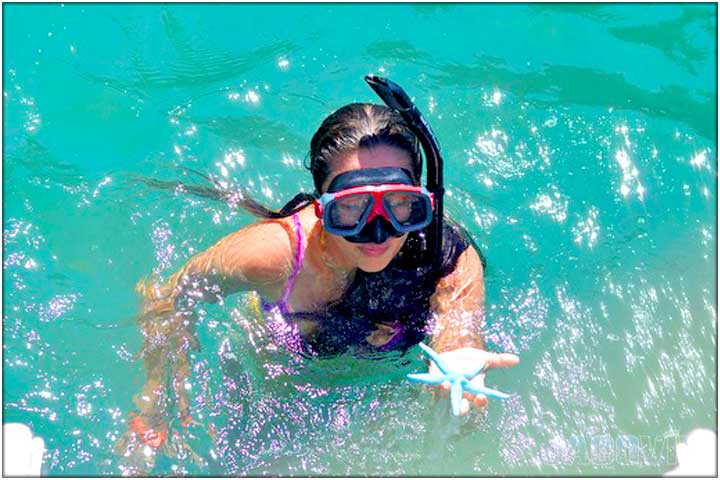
[{"xmin": 358, "ymin": 243, "xmax": 390, "ymax": 257}]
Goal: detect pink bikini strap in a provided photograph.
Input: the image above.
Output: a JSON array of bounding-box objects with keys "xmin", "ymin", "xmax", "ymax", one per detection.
[{"xmin": 276, "ymin": 213, "xmax": 305, "ymax": 314}]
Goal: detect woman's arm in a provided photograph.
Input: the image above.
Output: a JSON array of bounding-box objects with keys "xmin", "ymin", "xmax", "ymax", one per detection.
[
  {"xmin": 427, "ymin": 245, "xmax": 519, "ymax": 415},
  {"xmin": 135, "ymin": 219, "xmax": 297, "ymax": 409},
  {"xmin": 139, "ymin": 217, "xmax": 300, "ymax": 307},
  {"xmin": 117, "ymin": 219, "xmax": 297, "ymax": 468},
  {"xmin": 428, "ymin": 245, "xmax": 486, "ymax": 352}
]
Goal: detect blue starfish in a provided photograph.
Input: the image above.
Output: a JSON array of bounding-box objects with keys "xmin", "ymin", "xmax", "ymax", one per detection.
[{"xmin": 407, "ymin": 342, "xmax": 511, "ymax": 416}]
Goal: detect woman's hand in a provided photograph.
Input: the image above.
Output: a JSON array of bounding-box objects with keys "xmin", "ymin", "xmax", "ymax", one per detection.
[
  {"xmin": 429, "ymin": 346, "xmax": 520, "ymax": 416},
  {"xmin": 115, "ymin": 412, "xmax": 205, "ymax": 475},
  {"xmin": 115, "ymin": 413, "xmax": 167, "ymax": 476}
]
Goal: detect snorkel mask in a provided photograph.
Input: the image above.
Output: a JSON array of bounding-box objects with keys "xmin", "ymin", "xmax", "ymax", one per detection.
[
  {"xmin": 315, "ymin": 167, "xmax": 435, "ymax": 244},
  {"xmin": 364, "ymin": 75, "xmax": 445, "ymax": 268},
  {"xmin": 313, "ymin": 75, "xmax": 445, "ymax": 267}
]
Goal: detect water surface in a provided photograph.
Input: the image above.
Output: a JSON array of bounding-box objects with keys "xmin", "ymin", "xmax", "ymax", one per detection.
[{"xmin": 3, "ymin": 3, "xmax": 716, "ymax": 475}]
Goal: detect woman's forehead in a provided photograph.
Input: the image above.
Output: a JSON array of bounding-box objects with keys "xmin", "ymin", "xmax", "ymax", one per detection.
[{"xmin": 323, "ymin": 145, "xmax": 414, "ymax": 191}]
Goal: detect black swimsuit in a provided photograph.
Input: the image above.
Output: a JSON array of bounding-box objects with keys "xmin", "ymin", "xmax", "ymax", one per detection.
[{"xmin": 263, "ymin": 221, "xmax": 474, "ymax": 357}]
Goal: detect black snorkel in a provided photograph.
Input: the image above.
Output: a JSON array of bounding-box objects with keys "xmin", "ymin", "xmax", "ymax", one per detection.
[{"xmin": 364, "ymin": 74, "xmax": 445, "ymax": 271}]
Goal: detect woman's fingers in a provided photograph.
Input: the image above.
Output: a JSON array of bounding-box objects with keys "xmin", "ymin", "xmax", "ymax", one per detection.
[
  {"xmin": 484, "ymin": 352, "xmax": 520, "ymax": 369},
  {"xmin": 459, "ymin": 394, "xmax": 487, "ymax": 415},
  {"xmin": 472, "ymin": 394, "xmax": 488, "ymax": 409},
  {"xmin": 433, "ymin": 387, "xmax": 488, "ymax": 415},
  {"xmin": 460, "ymin": 398, "xmax": 470, "ymax": 416}
]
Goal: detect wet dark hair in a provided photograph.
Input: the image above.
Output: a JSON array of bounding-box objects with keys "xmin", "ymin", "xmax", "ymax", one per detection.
[
  {"xmin": 308, "ymin": 103, "xmax": 421, "ymax": 191},
  {"xmin": 246, "ymin": 103, "xmax": 422, "ymax": 218},
  {"xmin": 140, "ymin": 103, "xmax": 422, "ymax": 219}
]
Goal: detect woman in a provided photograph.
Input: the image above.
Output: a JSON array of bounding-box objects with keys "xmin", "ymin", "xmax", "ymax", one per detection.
[{"xmin": 118, "ymin": 76, "xmax": 519, "ymax": 469}]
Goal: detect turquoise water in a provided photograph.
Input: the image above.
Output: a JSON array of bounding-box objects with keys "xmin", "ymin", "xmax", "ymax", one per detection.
[{"xmin": 3, "ymin": 3, "xmax": 716, "ymax": 476}]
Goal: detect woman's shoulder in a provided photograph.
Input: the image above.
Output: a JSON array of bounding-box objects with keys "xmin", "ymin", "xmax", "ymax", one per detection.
[
  {"xmin": 440, "ymin": 218, "xmax": 485, "ymax": 272},
  {"xmin": 214, "ymin": 212, "xmax": 312, "ymax": 287}
]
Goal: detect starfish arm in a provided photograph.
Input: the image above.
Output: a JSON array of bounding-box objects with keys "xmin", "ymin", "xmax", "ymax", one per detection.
[
  {"xmin": 406, "ymin": 373, "xmax": 448, "ymax": 386},
  {"xmin": 464, "ymin": 383, "xmax": 511, "ymax": 400},
  {"xmin": 450, "ymin": 379, "xmax": 464, "ymax": 416},
  {"xmin": 418, "ymin": 342, "xmax": 450, "ymax": 374}
]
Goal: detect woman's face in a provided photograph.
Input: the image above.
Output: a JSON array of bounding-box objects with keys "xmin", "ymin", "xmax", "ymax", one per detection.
[{"xmin": 321, "ymin": 144, "xmax": 415, "ymax": 273}]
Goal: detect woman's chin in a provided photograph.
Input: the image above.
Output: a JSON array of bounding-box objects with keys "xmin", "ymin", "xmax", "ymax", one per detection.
[
  {"xmin": 357, "ymin": 257, "xmax": 392, "ymax": 273},
  {"xmin": 335, "ymin": 235, "xmax": 407, "ymax": 273},
  {"xmin": 356, "ymin": 243, "xmax": 398, "ymax": 272}
]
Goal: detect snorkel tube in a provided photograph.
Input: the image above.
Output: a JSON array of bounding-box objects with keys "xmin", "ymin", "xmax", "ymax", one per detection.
[{"xmin": 364, "ymin": 75, "xmax": 445, "ymax": 271}]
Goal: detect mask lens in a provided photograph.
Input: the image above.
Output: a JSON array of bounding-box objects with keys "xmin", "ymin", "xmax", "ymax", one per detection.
[
  {"xmin": 383, "ymin": 192, "xmax": 430, "ymax": 228},
  {"xmin": 327, "ymin": 194, "xmax": 372, "ymax": 230}
]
